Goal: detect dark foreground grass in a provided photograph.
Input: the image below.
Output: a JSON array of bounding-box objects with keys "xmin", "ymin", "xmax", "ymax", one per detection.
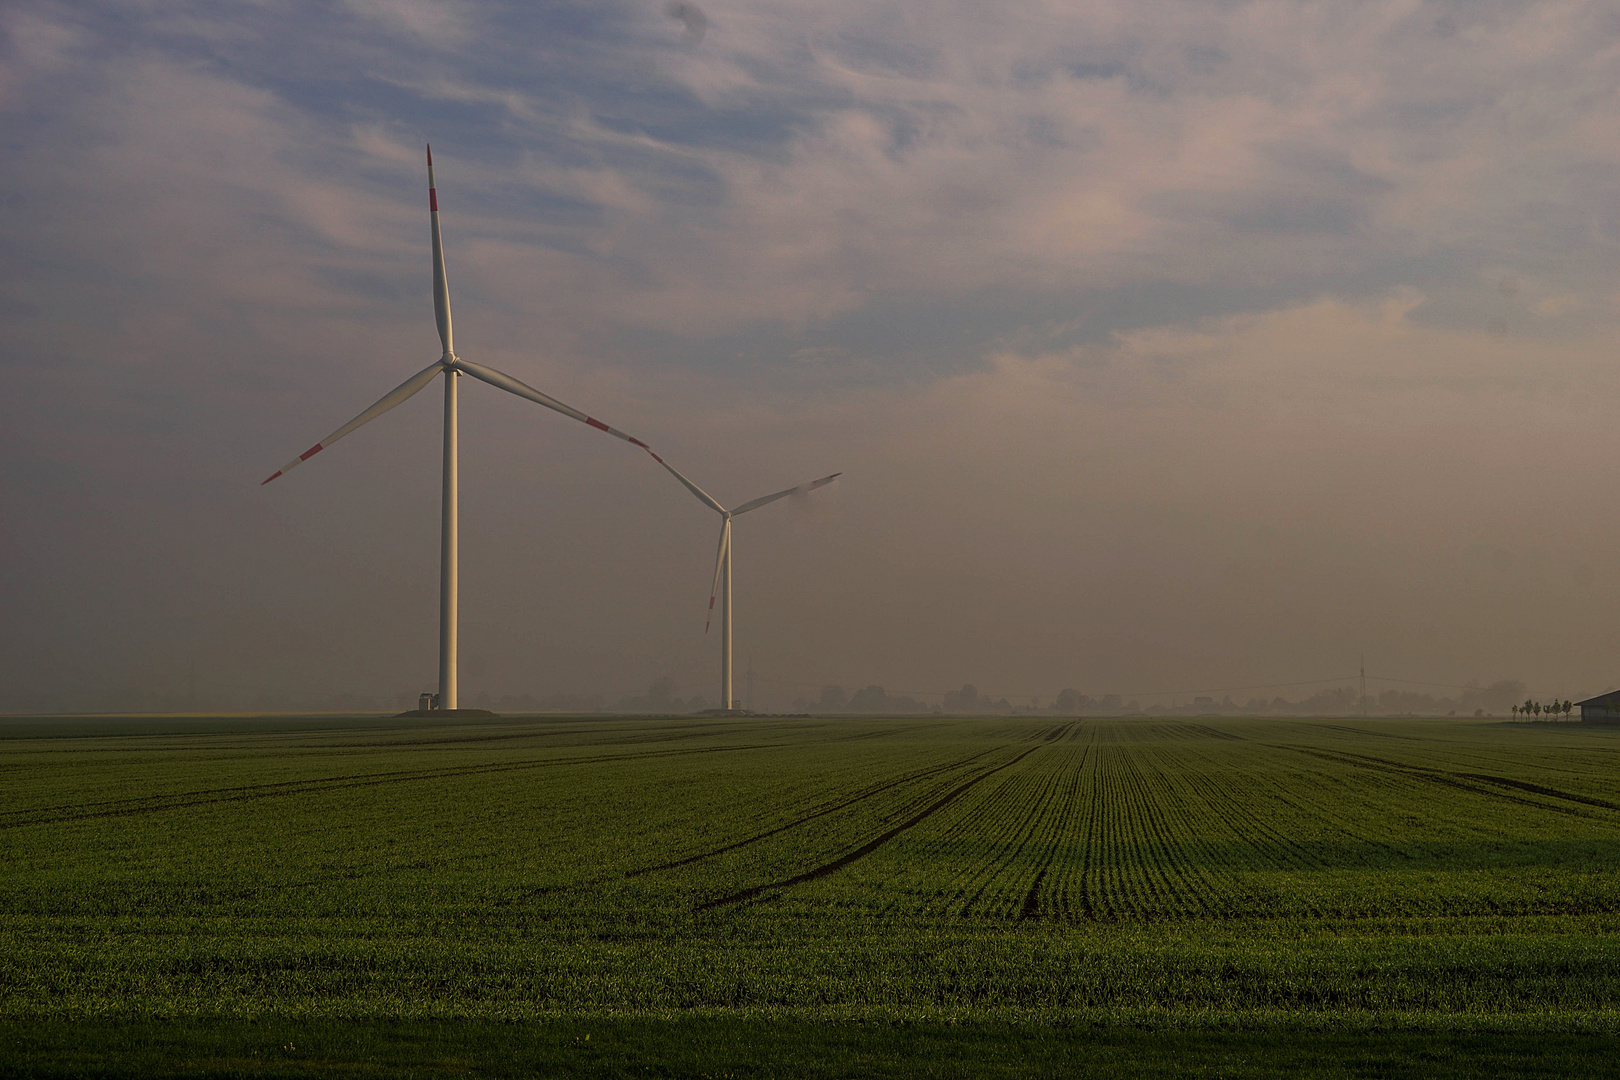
[{"xmin": 2, "ymin": 1019, "xmax": 1614, "ymax": 1079}]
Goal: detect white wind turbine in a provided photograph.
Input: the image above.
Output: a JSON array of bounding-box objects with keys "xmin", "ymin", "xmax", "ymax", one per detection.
[
  {"xmin": 646, "ymin": 457, "xmax": 840, "ymax": 711},
  {"xmin": 262, "ymin": 147, "xmax": 659, "ymax": 711}
]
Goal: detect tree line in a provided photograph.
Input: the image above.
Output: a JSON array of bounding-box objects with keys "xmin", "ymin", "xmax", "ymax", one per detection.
[{"xmin": 1511, "ymin": 699, "xmax": 1573, "ymax": 721}]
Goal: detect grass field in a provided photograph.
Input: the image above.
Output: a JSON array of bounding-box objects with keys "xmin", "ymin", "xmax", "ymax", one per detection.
[{"xmin": 2, "ymin": 712, "xmax": 1618, "ymax": 1075}]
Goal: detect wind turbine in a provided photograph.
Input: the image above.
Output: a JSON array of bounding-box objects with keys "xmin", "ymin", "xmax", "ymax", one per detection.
[
  {"xmin": 645, "ymin": 456, "xmax": 840, "ymax": 711},
  {"xmin": 262, "ymin": 147, "xmax": 658, "ymax": 711}
]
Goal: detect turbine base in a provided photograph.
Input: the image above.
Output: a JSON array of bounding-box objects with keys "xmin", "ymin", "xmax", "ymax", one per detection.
[{"xmin": 395, "ymin": 708, "xmax": 498, "ymax": 718}]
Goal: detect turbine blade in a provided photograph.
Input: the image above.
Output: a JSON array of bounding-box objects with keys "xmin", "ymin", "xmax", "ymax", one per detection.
[
  {"xmin": 731, "ymin": 472, "xmax": 841, "ymax": 516},
  {"xmin": 642, "ymin": 448, "xmax": 726, "ymax": 515},
  {"xmin": 704, "ymin": 519, "xmax": 731, "ymax": 635},
  {"xmin": 452, "ymin": 358, "xmax": 656, "ymax": 449},
  {"xmin": 261, "ymin": 360, "xmax": 444, "ymax": 484},
  {"xmin": 428, "ymin": 145, "xmax": 453, "ymax": 357}
]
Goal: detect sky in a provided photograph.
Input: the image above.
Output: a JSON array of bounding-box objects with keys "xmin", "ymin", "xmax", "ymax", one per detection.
[{"xmin": 4, "ymin": 0, "xmax": 1620, "ymax": 712}]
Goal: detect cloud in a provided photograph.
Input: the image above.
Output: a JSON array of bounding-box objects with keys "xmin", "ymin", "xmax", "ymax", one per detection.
[
  {"xmin": 341, "ymin": 0, "xmax": 477, "ymax": 45},
  {"xmin": 665, "ymin": 2, "xmax": 707, "ymax": 46},
  {"xmin": 385, "ymin": 0, "xmax": 1619, "ymax": 342},
  {"xmin": 12, "ymin": 1, "xmax": 1620, "ymax": 346}
]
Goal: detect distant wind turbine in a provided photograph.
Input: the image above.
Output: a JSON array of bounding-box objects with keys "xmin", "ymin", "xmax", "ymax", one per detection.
[
  {"xmin": 262, "ymin": 147, "xmax": 658, "ymax": 711},
  {"xmin": 647, "ymin": 457, "xmax": 840, "ymax": 711}
]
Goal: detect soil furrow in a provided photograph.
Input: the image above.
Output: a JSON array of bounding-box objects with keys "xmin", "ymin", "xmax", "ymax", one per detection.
[
  {"xmin": 628, "ymin": 745, "xmax": 1007, "ymax": 876},
  {"xmin": 1018, "ymin": 735, "xmax": 1088, "ymax": 920},
  {"xmin": 1281, "ymin": 745, "xmax": 1605, "ymax": 820},
  {"xmin": 960, "ymin": 747, "xmax": 1069, "ymax": 916},
  {"xmin": 698, "ymin": 745, "xmax": 1043, "ymax": 910},
  {"xmin": 0, "ymin": 743, "xmax": 774, "ymax": 829}
]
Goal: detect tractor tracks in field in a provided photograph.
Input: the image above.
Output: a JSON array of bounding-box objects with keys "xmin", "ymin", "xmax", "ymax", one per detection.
[
  {"xmin": 629, "ymin": 746, "xmax": 1009, "ymax": 877},
  {"xmin": 1278, "ymin": 745, "xmax": 1620, "ymax": 819},
  {"xmin": 1178, "ymin": 723, "xmax": 1245, "ymax": 741},
  {"xmin": 1000, "ymin": 726, "xmax": 1088, "ymax": 919},
  {"xmin": 1307, "ymin": 724, "xmax": 1424, "ymax": 742},
  {"xmin": 698, "ymin": 744, "xmax": 1044, "ymax": 910},
  {"xmin": 1018, "ymin": 734, "xmax": 1089, "ymax": 920},
  {"xmin": 952, "ymin": 737, "xmax": 1071, "ymax": 916},
  {"xmin": 1453, "ymin": 772, "xmax": 1620, "ymax": 811},
  {"xmin": 0, "ymin": 743, "xmax": 773, "ymax": 830},
  {"xmin": 312, "ymin": 721, "xmax": 741, "ymax": 751}
]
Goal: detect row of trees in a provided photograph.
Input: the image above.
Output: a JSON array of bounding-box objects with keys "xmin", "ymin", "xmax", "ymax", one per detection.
[
  {"xmin": 470, "ymin": 679, "xmax": 1556, "ymax": 717},
  {"xmin": 1038, "ymin": 681, "xmax": 1529, "ymax": 718},
  {"xmin": 433, "ymin": 677, "xmax": 1547, "ymax": 718},
  {"xmin": 784, "ymin": 680, "xmax": 1535, "ymax": 717},
  {"xmin": 1512, "ymin": 699, "xmax": 1573, "ymax": 721},
  {"xmin": 796, "ymin": 684, "xmax": 937, "ymax": 714}
]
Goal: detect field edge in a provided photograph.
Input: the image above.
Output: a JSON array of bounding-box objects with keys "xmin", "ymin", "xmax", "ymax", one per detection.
[{"xmin": 4, "ymin": 1017, "xmax": 1619, "ymax": 1079}]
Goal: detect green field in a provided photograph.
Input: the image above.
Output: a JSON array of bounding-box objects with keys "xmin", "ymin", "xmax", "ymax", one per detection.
[{"xmin": 3, "ymin": 713, "xmax": 1619, "ymax": 1076}]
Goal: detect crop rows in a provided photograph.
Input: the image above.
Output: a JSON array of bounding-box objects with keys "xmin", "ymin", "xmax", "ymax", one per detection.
[{"xmin": 2, "ymin": 713, "xmax": 1619, "ymax": 1022}]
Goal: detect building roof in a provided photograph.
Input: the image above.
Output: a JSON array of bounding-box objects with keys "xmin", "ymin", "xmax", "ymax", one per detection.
[{"xmin": 1575, "ymin": 691, "xmax": 1620, "ymax": 706}]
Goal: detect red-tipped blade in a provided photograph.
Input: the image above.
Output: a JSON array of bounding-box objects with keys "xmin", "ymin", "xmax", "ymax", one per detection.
[
  {"xmin": 428, "ymin": 149, "xmax": 450, "ymax": 352},
  {"xmin": 258, "ymin": 360, "xmax": 444, "ymax": 486}
]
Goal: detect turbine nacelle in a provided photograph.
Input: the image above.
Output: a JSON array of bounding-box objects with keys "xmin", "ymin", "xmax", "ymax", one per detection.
[{"xmin": 649, "ymin": 455, "xmax": 841, "ymax": 710}]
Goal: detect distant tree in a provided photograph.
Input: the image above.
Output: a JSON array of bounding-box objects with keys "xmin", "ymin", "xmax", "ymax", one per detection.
[
  {"xmin": 818, "ymin": 685, "xmax": 848, "ymax": 712},
  {"xmin": 943, "ymin": 684, "xmax": 984, "ymax": 713},
  {"xmin": 1053, "ymin": 688, "xmax": 1082, "ymax": 715},
  {"xmin": 848, "ymin": 685, "xmax": 890, "ymax": 712},
  {"xmin": 1564, "ymin": 699, "xmax": 1574, "ymax": 719},
  {"xmin": 1511, "ymin": 704, "xmax": 1519, "ymax": 719},
  {"xmin": 647, "ymin": 677, "xmax": 676, "ymax": 709},
  {"xmin": 1474, "ymin": 680, "xmax": 1526, "ymax": 715}
]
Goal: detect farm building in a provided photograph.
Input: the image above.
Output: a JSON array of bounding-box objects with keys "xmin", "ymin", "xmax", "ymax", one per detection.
[{"xmin": 1576, "ymin": 691, "xmax": 1620, "ymax": 724}]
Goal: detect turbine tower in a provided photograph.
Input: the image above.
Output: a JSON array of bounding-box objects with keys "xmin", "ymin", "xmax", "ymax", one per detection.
[
  {"xmin": 263, "ymin": 147, "xmax": 659, "ymax": 711},
  {"xmin": 646, "ymin": 458, "xmax": 840, "ymax": 710}
]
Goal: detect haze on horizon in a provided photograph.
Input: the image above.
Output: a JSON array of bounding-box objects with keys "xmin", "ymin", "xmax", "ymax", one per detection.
[{"xmin": 5, "ymin": 0, "xmax": 1620, "ymax": 714}]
